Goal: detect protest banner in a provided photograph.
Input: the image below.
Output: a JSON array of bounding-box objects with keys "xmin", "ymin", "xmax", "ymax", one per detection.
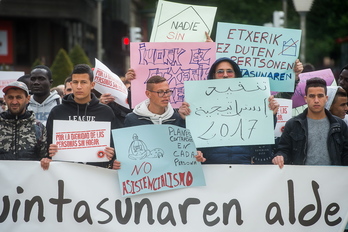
[
  {"xmin": 216, "ymin": 22, "xmax": 301, "ymax": 92},
  {"xmin": 274, "ymin": 98, "xmax": 292, "ymax": 137},
  {"xmin": 150, "ymin": 0, "xmax": 217, "ymax": 42},
  {"xmin": 185, "ymin": 77, "xmax": 274, "ymax": 148},
  {"xmin": 0, "ymin": 71, "xmax": 24, "ymax": 97},
  {"xmin": 93, "ymin": 58, "xmax": 129, "ymax": 109},
  {"xmin": 130, "ymin": 42, "xmax": 216, "ymax": 108},
  {"xmin": 292, "ymin": 68, "xmax": 336, "ymax": 108},
  {"xmin": 52, "ymin": 120, "xmax": 110, "ymax": 162},
  {"xmin": 1, "ymin": 161, "xmax": 348, "ymax": 232},
  {"xmin": 112, "ymin": 124, "xmax": 205, "ymax": 196}
]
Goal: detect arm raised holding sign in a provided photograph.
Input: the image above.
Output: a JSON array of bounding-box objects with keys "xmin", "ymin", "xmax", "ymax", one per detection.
[
  {"xmin": 119, "ymin": 75, "xmax": 206, "ymax": 168},
  {"xmin": 185, "ymin": 57, "xmax": 279, "ymax": 164},
  {"xmin": 274, "ymin": 59, "xmax": 304, "ymax": 99},
  {"xmin": 98, "ymin": 68, "xmax": 135, "ymax": 126}
]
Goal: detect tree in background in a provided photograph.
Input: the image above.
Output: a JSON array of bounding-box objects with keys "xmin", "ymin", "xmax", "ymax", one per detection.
[
  {"xmin": 69, "ymin": 44, "xmax": 92, "ymax": 67},
  {"xmin": 31, "ymin": 58, "xmax": 44, "ymax": 70},
  {"xmin": 50, "ymin": 48, "xmax": 73, "ymax": 87}
]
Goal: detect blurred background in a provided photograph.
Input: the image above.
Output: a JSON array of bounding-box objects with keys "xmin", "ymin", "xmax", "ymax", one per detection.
[{"xmin": 0, "ymin": 0, "xmax": 347, "ymax": 80}]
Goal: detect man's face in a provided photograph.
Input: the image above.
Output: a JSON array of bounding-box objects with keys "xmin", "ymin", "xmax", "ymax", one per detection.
[
  {"xmin": 214, "ymin": 61, "xmax": 236, "ymax": 79},
  {"xmin": 30, "ymin": 68, "xmax": 52, "ymax": 96},
  {"xmin": 330, "ymin": 96, "xmax": 348, "ymax": 119},
  {"xmin": 338, "ymin": 69, "xmax": 348, "ymax": 93},
  {"xmin": 64, "ymin": 82, "xmax": 73, "ymax": 95},
  {"xmin": 71, "ymin": 74, "xmax": 95, "ymax": 104},
  {"xmin": 4, "ymin": 89, "xmax": 30, "ymax": 115},
  {"xmin": 146, "ymin": 81, "xmax": 171, "ymax": 111},
  {"xmin": 305, "ymin": 87, "xmax": 328, "ymax": 115}
]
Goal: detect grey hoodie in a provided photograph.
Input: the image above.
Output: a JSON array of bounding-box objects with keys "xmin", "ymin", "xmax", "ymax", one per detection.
[{"xmin": 27, "ymin": 90, "xmax": 61, "ymax": 126}]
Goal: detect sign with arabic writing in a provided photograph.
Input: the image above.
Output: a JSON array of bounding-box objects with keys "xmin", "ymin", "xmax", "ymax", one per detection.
[{"xmin": 185, "ymin": 77, "xmax": 274, "ymax": 147}]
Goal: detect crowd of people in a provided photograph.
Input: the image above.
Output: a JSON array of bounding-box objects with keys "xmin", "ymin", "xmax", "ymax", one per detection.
[{"xmin": 1, "ymin": 29, "xmax": 348, "ymax": 173}]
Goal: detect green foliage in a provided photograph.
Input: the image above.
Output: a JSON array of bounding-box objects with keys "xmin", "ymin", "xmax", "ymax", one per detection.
[
  {"xmin": 31, "ymin": 58, "xmax": 43, "ymax": 69},
  {"xmin": 306, "ymin": 0, "xmax": 348, "ymax": 67},
  {"xmin": 69, "ymin": 44, "xmax": 92, "ymax": 67},
  {"xmin": 50, "ymin": 48, "xmax": 73, "ymax": 87}
]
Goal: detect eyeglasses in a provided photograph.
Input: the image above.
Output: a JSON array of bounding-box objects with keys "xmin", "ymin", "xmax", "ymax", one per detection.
[
  {"xmin": 215, "ymin": 69, "xmax": 234, "ymax": 77},
  {"xmin": 148, "ymin": 90, "xmax": 173, "ymax": 97}
]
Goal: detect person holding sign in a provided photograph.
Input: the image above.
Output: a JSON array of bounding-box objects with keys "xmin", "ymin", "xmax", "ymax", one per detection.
[
  {"xmin": 273, "ymin": 77, "xmax": 348, "ymax": 168},
  {"xmin": 0, "ymin": 81, "xmax": 49, "ymax": 170},
  {"xmin": 182, "ymin": 56, "xmax": 303, "ymax": 164},
  {"xmin": 46, "ymin": 64, "xmax": 121, "ymax": 168},
  {"xmin": 122, "ymin": 75, "xmax": 205, "ymax": 167},
  {"xmin": 98, "ymin": 68, "xmax": 135, "ymax": 125},
  {"xmin": 180, "ymin": 57, "xmax": 281, "ymax": 164},
  {"xmin": 125, "ymin": 75, "xmax": 186, "ymax": 127}
]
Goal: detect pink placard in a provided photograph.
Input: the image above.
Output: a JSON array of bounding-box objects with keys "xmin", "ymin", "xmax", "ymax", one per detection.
[
  {"xmin": 130, "ymin": 42, "xmax": 216, "ymax": 108},
  {"xmin": 292, "ymin": 69, "xmax": 335, "ymax": 108}
]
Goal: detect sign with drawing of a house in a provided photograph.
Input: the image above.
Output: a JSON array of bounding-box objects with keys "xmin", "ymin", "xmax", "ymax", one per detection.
[
  {"xmin": 216, "ymin": 22, "xmax": 302, "ymax": 92},
  {"xmin": 150, "ymin": 0, "xmax": 217, "ymax": 42}
]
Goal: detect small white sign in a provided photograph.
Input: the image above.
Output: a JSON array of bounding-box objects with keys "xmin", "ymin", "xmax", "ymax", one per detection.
[
  {"xmin": 52, "ymin": 120, "xmax": 110, "ymax": 162},
  {"xmin": 93, "ymin": 58, "xmax": 129, "ymax": 109}
]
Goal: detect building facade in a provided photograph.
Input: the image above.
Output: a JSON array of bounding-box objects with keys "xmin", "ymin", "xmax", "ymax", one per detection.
[{"xmin": 0, "ymin": 0, "xmax": 149, "ymax": 78}]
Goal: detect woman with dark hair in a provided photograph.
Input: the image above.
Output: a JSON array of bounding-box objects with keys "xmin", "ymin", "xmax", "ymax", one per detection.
[{"xmin": 180, "ymin": 57, "xmax": 303, "ymax": 164}]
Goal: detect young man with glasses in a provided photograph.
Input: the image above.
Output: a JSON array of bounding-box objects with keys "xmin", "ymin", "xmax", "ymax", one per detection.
[
  {"xmin": 123, "ymin": 75, "xmax": 205, "ymax": 166},
  {"xmin": 124, "ymin": 75, "xmax": 186, "ymax": 127}
]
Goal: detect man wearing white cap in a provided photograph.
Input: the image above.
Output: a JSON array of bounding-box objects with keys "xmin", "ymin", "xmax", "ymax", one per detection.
[{"xmin": 0, "ymin": 81, "xmax": 49, "ymax": 170}]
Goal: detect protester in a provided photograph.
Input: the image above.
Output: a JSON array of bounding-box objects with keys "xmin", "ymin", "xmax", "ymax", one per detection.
[
  {"xmin": 123, "ymin": 75, "xmax": 205, "ymax": 167},
  {"xmin": 17, "ymin": 74, "xmax": 31, "ymax": 91},
  {"xmin": 325, "ymin": 86, "xmax": 348, "ymax": 123},
  {"xmin": 272, "ymin": 77, "xmax": 348, "ymax": 168},
  {"xmin": 46, "ymin": 64, "xmax": 122, "ymax": 169},
  {"xmin": 64, "ymin": 75, "xmax": 73, "ymax": 96},
  {"xmin": 51, "ymin": 84, "xmax": 64, "ymax": 98},
  {"xmin": 0, "ymin": 81, "xmax": 50, "ymax": 170},
  {"xmin": 28, "ymin": 65, "xmax": 61, "ymax": 125},
  {"xmin": 0, "ymin": 98, "xmax": 6, "ymax": 113},
  {"xmin": 125, "ymin": 75, "xmax": 186, "ymax": 127},
  {"xmin": 338, "ymin": 64, "xmax": 348, "ymax": 97},
  {"xmin": 179, "ymin": 57, "xmax": 281, "ymax": 164}
]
